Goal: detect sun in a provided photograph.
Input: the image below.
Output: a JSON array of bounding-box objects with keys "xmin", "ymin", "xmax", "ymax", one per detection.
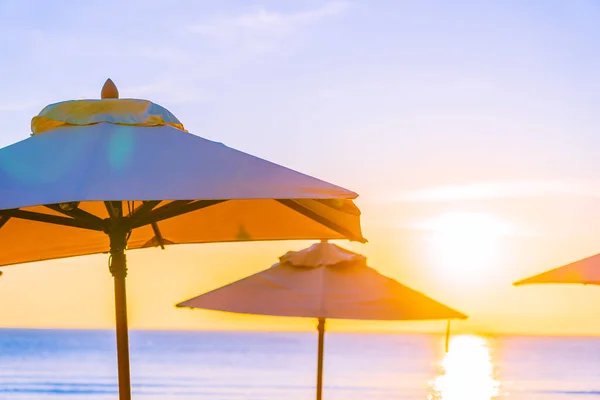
[{"xmin": 417, "ymin": 212, "xmax": 515, "ymax": 283}]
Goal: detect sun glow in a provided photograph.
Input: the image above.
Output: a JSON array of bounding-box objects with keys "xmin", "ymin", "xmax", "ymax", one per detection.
[{"xmin": 418, "ymin": 212, "xmax": 515, "ymax": 283}]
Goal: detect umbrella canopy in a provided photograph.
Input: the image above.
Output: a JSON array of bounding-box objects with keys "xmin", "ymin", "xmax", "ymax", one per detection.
[
  {"xmin": 0, "ymin": 84, "xmax": 363, "ymax": 266},
  {"xmin": 0, "ymin": 80, "xmax": 364, "ymax": 400},
  {"xmin": 177, "ymin": 241, "xmax": 466, "ymax": 321},
  {"xmin": 177, "ymin": 242, "xmax": 466, "ymax": 400},
  {"xmin": 514, "ymin": 253, "xmax": 600, "ymax": 286}
]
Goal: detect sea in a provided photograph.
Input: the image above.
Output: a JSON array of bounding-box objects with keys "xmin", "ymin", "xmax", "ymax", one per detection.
[{"xmin": 0, "ymin": 329, "xmax": 598, "ymax": 399}]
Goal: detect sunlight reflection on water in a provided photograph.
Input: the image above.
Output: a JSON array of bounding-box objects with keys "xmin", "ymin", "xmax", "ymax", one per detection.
[{"xmin": 429, "ymin": 335, "xmax": 500, "ymax": 400}]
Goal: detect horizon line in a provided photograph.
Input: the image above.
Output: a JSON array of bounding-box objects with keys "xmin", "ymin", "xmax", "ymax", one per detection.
[{"xmin": 1, "ymin": 326, "xmax": 599, "ymax": 338}]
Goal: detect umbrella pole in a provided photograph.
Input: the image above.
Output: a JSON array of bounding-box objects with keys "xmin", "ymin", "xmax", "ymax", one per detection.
[
  {"xmin": 445, "ymin": 320, "xmax": 451, "ymax": 353},
  {"xmin": 109, "ymin": 230, "xmax": 132, "ymax": 400},
  {"xmin": 316, "ymin": 318, "xmax": 326, "ymax": 400}
]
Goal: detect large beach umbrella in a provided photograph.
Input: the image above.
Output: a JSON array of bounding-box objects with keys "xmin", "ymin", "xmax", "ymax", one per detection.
[
  {"xmin": 514, "ymin": 253, "xmax": 600, "ymax": 286},
  {"xmin": 177, "ymin": 241, "xmax": 467, "ymax": 400},
  {"xmin": 0, "ymin": 80, "xmax": 364, "ymax": 400}
]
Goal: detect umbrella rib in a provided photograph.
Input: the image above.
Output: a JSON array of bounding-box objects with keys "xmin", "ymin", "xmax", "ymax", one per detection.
[
  {"xmin": 0, "ymin": 209, "xmax": 103, "ymax": 231},
  {"xmin": 104, "ymin": 201, "xmax": 119, "ymax": 219},
  {"xmin": 315, "ymin": 199, "xmax": 361, "ymax": 216},
  {"xmin": 127, "ymin": 200, "xmax": 193, "ymax": 227},
  {"xmin": 276, "ymin": 199, "xmax": 364, "ymax": 242},
  {"xmin": 44, "ymin": 204, "xmax": 106, "ymax": 230},
  {"xmin": 131, "ymin": 201, "xmax": 162, "ymax": 219},
  {"xmin": 128, "ymin": 199, "xmax": 227, "ymax": 229},
  {"xmin": 150, "ymin": 222, "xmax": 165, "ymax": 249},
  {"xmin": 0, "ymin": 215, "xmax": 10, "ymax": 230}
]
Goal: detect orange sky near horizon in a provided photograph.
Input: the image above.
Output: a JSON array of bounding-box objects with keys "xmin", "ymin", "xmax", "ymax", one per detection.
[{"xmin": 2, "ymin": 190, "xmax": 600, "ymax": 336}]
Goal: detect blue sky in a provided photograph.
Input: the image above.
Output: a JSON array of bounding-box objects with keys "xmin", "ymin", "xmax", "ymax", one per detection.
[
  {"xmin": 2, "ymin": 0, "xmax": 600, "ymax": 192},
  {"xmin": 3, "ymin": 1, "xmax": 600, "ymax": 333}
]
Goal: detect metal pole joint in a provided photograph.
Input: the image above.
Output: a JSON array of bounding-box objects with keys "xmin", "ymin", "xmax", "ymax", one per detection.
[{"xmin": 108, "ymin": 228, "xmax": 129, "ymax": 279}]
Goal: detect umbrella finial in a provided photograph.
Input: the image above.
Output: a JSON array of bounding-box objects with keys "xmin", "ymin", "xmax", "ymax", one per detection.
[{"xmin": 101, "ymin": 78, "xmax": 119, "ymax": 99}]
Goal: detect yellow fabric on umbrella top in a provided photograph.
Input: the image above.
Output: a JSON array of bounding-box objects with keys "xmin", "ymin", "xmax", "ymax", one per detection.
[{"xmin": 31, "ymin": 99, "xmax": 186, "ymax": 135}]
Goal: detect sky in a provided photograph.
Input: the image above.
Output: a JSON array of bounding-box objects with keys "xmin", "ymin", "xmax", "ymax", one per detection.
[{"xmin": 2, "ymin": 0, "xmax": 600, "ymax": 335}]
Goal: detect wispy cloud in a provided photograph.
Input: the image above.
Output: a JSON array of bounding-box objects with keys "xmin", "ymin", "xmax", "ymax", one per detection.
[
  {"xmin": 188, "ymin": 2, "xmax": 348, "ymax": 49},
  {"xmin": 394, "ymin": 180, "xmax": 600, "ymax": 203}
]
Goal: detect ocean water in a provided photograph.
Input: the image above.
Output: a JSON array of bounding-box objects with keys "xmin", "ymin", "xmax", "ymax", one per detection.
[{"xmin": 0, "ymin": 329, "xmax": 599, "ymax": 399}]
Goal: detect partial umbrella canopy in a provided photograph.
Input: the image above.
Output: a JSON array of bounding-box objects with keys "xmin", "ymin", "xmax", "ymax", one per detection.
[
  {"xmin": 514, "ymin": 253, "xmax": 600, "ymax": 286},
  {"xmin": 177, "ymin": 241, "xmax": 467, "ymax": 400},
  {"xmin": 0, "ymin": 79, "xmax": 364, "ymax": 400}
]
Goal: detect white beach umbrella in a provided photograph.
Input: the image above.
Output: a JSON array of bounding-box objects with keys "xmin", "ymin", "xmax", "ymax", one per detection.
[
  {"xmin": 177, "ymin": 241, "xmax": 466, "ymax": 400},
  {"xmin": 0, "ymin": 79, "xmax": 365, "ymax": 400}
]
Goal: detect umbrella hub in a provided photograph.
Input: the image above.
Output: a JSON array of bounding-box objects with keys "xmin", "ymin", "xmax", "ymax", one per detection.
[
  {"xmin": 108, "ymin": 228, "xmax": 129, "ymax": 279},
  {"xmin": 105, "ymin": 199, "xmax": 131, "ymax": 279}
]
